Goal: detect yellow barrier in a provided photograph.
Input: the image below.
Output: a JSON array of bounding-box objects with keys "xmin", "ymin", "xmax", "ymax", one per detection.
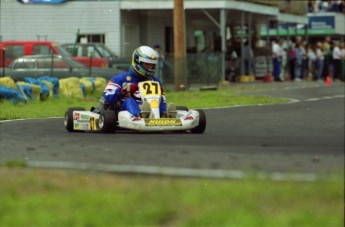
[
  {"xmin": 80, "ymin": 78, "xmax": 94, "ymax": 95},
  {"xmin": 59, "ymin": 77, "xmax": 83, "ymax": 98},
  {"xmin": 93, "ymin": 77, "xmax": 107, "ymax": 94},
  {"xmin": 0, "ymin": 77, "xmax": 17, "ymax": 89}
]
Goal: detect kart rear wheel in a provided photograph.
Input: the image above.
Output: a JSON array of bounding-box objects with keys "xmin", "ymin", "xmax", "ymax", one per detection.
[
  {"xmin": 99, "ymin": 109, "xmax": 117, "ymax": 133},
  {"xmin": 191, "ymin": 109, "xmax": 206, "ymax": 134},
  {"xmin": 64, "ymin": 107, "xmax": 86, "ymax": 132}
]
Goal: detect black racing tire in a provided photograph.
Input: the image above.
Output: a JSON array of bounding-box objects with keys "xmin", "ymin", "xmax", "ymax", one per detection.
[
  {"xmin": 64, "ymin": 107, "xmax": 86, "ymax": 132},
  {"xmin": 191, "ymin": 109, "xmax": 206, "ymax": 134},
  {"xmin": 99, "ymin": 109, "xmax": 117, "ymax": 133},
  {"xmin": 176, "ymin": 106, "xmax": 189, "ymax": 111}
]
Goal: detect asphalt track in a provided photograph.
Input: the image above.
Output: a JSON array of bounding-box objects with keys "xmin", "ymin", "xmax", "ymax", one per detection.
[{"xmin": 0, "ymin": 81, "xmax": 344, "ymax": 179}]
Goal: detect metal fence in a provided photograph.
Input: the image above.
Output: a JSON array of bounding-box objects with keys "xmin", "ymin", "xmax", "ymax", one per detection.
[{"xmin": 160, "ymin": 53, "xmax": 223, "ymax": 89}]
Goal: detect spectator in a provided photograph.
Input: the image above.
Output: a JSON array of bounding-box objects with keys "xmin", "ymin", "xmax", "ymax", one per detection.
[
  {"xmin": 320, "ymin": 0, "xmax": 330, "ymax": 12},
  {"xmin": 300, "ymin": 42, "xmax": 308, "ymax": 80},
  {"xmin": 243, "ymin": 40, "xmax": 255, "ymax": 76},
  {"xmin": 341, "ymin": 43, "xmax": 345, "ymax": 80},
  {"xmin": 308, "ymin": 0, "xmax": 314, "ymax": 13},
  {"xmin": 316, "ymin": 42, "xmax": 325, "ymax": 81},
  {"xmin": 314, "ymin": 0, "xmax": 322, "ymax": 12},
  {"xmin": 332, "ymin": 41, "xmax": 342, "ymax": 80},
  {"xmin": 306, "ymin": 43, "xmax": 317, "ymax": 80},
  {"xmin": 330, "ymin": 0, "xmax": 338, "ymax": 11},
  {"xmin": 338, "ymin": 0, "xmax": 344, "ymax": 12},
  {"xmin": 153, "ymin": 44, "xmax": 165, "ymax": 83},
  {"xmin": 310, "ymin": 0, "xmax": 345, "ymax": 13},
  {"xmin": 225, "ymin": 43, "xmax": 239, "ymax": 81},
  {"xmin": 294, "ymin": 43, "xmax": 303, "ymax": 82},
  {"xmin": 322, "ymin": 36, "xmax": 332, "ymax": 78},
  {"xmin": 279, "ymin": 48, "xmax": 288, "ymax": 81},
  {"xmin": 272, "ymin": 39, "xmax": 283, "ymax": 81},
  {"xmin": 288, "ymin": 39, "xmax": 297, "ymax": 80}
]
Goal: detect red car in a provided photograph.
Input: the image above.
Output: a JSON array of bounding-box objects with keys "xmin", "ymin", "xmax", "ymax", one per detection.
[{"xmin": 0, "ymin": 41, "xmax": 108, "ymax": 68}]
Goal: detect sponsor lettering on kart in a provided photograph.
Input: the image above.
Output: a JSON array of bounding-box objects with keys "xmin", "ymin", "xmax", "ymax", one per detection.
[{"xmin": 144, "ymin": 118, "xmax": 182, "ymax": 126}]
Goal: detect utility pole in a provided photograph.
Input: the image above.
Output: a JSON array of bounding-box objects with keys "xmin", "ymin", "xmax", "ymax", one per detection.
[{"xmin": 173, "ymin": 0, "xmax": 187, "ymax": 91}]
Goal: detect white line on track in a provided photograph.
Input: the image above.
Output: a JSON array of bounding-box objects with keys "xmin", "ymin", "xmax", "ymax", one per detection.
[
  {"xmin": 26, "ymin": 160, "xmax": 322, "ymax": 182},
  {"xmin": 0, "ymin": 116, "xmax": 62, "ymax": 123},
  {"xmin": 203, "ymin": 94, "xmax": 344, "ymax": 110},
  {"xmin": 304, "ymin": 95, "xmax": 344, "ymax": 102}
]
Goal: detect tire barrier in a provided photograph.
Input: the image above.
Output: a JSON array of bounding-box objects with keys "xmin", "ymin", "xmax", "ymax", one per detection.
[
  {"xmin": 17, "ymin": 81, "xmax": 41, "ymax": 101},
  {"xmin": 0, "ymin": 84, "xmax": 27, "ymax": 103},
  {"xmin": 0, "ymin": 76, "xmax": 107, "ymax": 103}
]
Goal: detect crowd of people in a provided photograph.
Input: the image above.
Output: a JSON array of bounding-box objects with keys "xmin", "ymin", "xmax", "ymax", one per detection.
[
  {"xmin": 271, "ymin": 36, "xmax": 345, "ymax": 82},
  {"xmin": 308, "ymin": 0, "xmax": 345, "ymax": 13}
]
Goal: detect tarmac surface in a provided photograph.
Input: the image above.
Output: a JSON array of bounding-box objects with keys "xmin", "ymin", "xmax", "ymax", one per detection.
[{"xmin": 0, "ymin": 80, "xmax": 344, "ymax": 179}]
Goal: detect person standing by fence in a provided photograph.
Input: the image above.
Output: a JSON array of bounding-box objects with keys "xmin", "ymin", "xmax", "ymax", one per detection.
[
  {"xmin": 306, "ymin": 43, "xmax": 317, "ymax": 80},
  {"xmin": 294, "ymin": 43, "xmax": 303, "ymax": 82},
  {"xmin": 272, "ymin": 39, "xmax": 283, "ymax": 81},
  {"xmin": 332, "ymin": 41, "xmax": 342, "ymax": 81},
  {"xmin": 316, "ymin": 42, "xmax": 325, "ymax": 82},
  {"xmin": 288, "ymin": 39, "xmax": 297, "ymax": 81},
  {"xmin": 279, "ymin": 48, "xmax": 287, "ymax": 81},
  {"xmin": 322, "ymin": 36, "xmax": 332, "ymax": 78},
  {"xmin": 243, "ymin": 40, "xmax": 255, "ymax": 76},
  {"xmin": 341, "ymin": 43, "xmax": 345, "ymax": 80},
  {"xmin": 300, "ymin": 42, "xmax": 308, "ymax": 80}
]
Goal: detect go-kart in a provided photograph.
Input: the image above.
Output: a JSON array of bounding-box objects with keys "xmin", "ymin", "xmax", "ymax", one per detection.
[{"xmin": 64, "ymin": 81, "xmax": 206, "ymax": 133}]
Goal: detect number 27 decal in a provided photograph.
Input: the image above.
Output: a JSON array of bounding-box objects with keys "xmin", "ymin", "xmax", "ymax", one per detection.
[{"xmin": 140, "ymin": 81, "xmax": 161, "ymax": 96}]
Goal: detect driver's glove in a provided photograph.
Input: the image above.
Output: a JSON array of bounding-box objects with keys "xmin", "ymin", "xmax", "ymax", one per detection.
[{"xmin": 120, "ymin": 83, "xmax": 138, "ymax": 96}]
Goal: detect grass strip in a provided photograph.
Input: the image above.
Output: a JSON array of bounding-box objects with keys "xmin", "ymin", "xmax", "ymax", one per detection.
[
  {"xmin": 0, "ymin": 167, "xmax": 343, "ymax": 227},
  {"xmin": 0, "ymin": 87, "xmax": 287, "ymax": 120}
]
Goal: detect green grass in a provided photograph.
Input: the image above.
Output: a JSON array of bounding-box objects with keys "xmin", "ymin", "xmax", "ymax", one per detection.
[
  {"xmin": 0, "ymin": 87, "xmax": 286, "ymax": 120},
  {"xmin": 0, "ymin": 87, "xmax": 343, "ymax": 227},
  {"xmin": 0, "ymin": 167, "xmax": 343, "ymax": 227},
  {"xmin": 0, "ymin": 96, "xmax": 99, "ymax": 120}
]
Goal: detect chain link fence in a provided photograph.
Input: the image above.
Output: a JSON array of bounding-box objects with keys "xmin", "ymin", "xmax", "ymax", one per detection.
[{"xmin": 159, "ymin": 53, "xmax": 223, "ymax": 89}]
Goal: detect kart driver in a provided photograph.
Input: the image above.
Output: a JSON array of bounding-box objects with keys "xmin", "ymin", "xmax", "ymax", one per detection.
[{"xmin": 101, "ymin": 45, "xmax": 176, "ymax": 118}]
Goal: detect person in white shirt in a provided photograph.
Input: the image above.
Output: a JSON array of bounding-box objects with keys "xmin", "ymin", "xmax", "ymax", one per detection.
[
  {"xmin": 314, "ymin": 0, "xmax": 321, "ymax": 12},
  {"xmin": 279, "ymin": 48, "xmax": 287, "ymax": 81},
  {"xmin": 332, "ymin": 42, "xmax": 342, "ymax": 80},
  {"xmin": 272, "ymin": 39, "xmax": 283, "ymax": 81},
  {"xmin": 321, "ymin": 0, "xmax": 329, "ymax": 12}
]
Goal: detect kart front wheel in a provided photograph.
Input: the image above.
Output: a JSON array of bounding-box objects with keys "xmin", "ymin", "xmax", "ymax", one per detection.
[
  {"xmin": 177, "ymin": 106, "xmax": 189, "ymax": 111},
  {"xmin": 191, "ymin": 109, "xmax": 206, "ymax": 134},
  {"xmin": 99, "ymin": 109, "xmax": 117, "ymax": 133},
  {"xmin": 64, "ymin": 107, "xmax": 86, "ymax": 132}
]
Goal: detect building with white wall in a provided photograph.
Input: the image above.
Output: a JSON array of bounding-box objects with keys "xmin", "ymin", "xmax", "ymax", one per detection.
[{"xmin": 1, "ymin": 0, "xmax": 308, "ymax": 82}]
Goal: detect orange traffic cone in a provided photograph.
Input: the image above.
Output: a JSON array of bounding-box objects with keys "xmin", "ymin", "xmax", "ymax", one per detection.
[
  {"xmin": 264, "ymin": 73, "xmax": 273, "ymax": 82},
  {"xmin": 325, "ymin": 76, "xmax": 331, "ymax": 86}
]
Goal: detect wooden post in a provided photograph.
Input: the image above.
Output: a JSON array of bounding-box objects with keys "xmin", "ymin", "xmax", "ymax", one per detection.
[{"xmin": 173, "ymin": 0, "xmax": 187, "ymax": 91}]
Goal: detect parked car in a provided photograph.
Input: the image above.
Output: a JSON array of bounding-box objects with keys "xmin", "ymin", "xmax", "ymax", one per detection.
[
  {"xmin": 3, "ymin": 54, "xmax": 124, "ymax": 81},
  {"xmin": 61, "ymin": 43, "xmax": 120, "ymax": 68},
  {"xmin": 0, "ymin": 41, "xmax": 108, "ymax": 68}
]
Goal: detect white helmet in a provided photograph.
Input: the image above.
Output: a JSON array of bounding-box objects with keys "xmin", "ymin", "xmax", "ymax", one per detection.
[{"xmin": 130, "ymin": 46, "xmax": 158, "ymax": 78}]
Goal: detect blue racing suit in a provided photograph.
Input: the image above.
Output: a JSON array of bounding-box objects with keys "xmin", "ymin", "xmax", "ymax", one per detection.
[{"xmin": 102, "ymin": 71, "xmax": 167, "ymax": 117}]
